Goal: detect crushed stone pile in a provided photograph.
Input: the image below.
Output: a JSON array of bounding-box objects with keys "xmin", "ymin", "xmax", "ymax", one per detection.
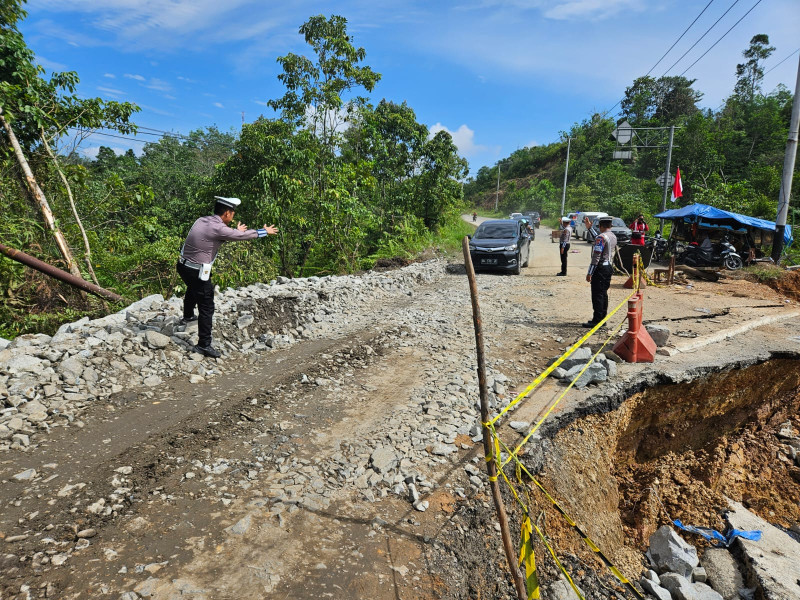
[{"xmin": 0, "ymin": 261, "xmax": 443, "ymax": 451}]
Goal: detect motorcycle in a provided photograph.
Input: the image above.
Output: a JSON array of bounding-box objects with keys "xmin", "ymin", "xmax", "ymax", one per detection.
[
  {"xmin": 645, "ymin": 233, "xmax": 669, "ymax": 262},
  {"xmin": 677, "ymin": 236, "xmax": 743, "ymax": 270},
  {"xmin": 472, "ymin": 213, "xmax": 477, "ymax": 222}
]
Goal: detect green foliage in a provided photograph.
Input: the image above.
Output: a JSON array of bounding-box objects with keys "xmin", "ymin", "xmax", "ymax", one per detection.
[
  {"xmin": 465, "ymin": 32, "xmax": 796, "ymax": 235},
  {"xmin": 744, "ymin": 264, "xmax": 785, "ymax": 282}
]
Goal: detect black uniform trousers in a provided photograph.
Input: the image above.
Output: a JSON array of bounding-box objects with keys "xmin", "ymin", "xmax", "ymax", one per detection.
[
  {"xmin": 559, "ymin": 243, "xmax": 570, "ymax": 275},
  {"xmin": 590, "ymin": 264, "xmax": 613, "ymax": 324},
  {"xmin": 176, "ymin": 262, "xmax": 214, "ymax": 347}
]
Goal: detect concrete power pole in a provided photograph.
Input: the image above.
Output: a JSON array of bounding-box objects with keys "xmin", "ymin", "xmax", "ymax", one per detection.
[
  {"xmin": 772, "ymin": 54, "xmax": 800, "ymax": 263},
  {"xmin": 659, "ymin": 125, "xmax": 675, "ymax": 233},
  {"xmin": 495, "ymin": 163, "xmax": 501, "ymax": 212},
  {"xmin": 561, "ymin": 137, "xmax": 572, "ymax": 216}
]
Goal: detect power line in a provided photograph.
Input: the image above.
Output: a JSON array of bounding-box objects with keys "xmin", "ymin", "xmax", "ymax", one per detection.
[
  {"xmin": 765, "ymin": 48, "xmax": 800, "ymax": 76},
  {"xmin": 662, "ymin": 0, "xmax": 742, "ymax": 76},
  {"xmin": 679, "ymin": 0, "xmax": 764, "ymax": 77},
  {"xmin": 600, "ymin": 0, "xmax": 720, "ymax": 118},
  {"xmin": 69, "ymin": 128, "xmax": 153, "ymax": 143},
  {"xmin": 646, "ymin": 0, "xmax": 716, "ymax": 76}
]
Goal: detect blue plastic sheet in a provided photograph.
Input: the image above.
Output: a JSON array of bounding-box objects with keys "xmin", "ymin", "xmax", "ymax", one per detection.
[
  {"xmin": 655, "ymin": 203, "xmax": 793, "ymax": 247},
  {"xmin": 673, "ymin": 519, "xmax": 762, "ymax": 548}
]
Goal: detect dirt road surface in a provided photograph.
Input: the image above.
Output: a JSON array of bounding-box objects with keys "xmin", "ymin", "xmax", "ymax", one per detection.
[{"xmin": 2, "ymin": 224, "xmax": 799, "ymax": 599}]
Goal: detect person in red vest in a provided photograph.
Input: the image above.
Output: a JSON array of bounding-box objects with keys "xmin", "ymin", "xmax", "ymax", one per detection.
[{"xmin": 629, "ymin": 214, "xmax": 649, "ymax": 246}]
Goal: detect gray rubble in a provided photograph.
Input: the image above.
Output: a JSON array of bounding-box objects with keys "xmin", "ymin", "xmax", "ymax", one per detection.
[
  {"xmin": 0, "ymin": 261, "xmax": 443, "ymax": 452},
  {"xmin": 648, "ymin": 525, "xmax": 700, "ymax": 578},
  {"xmin": 726, "ymin": 500, "xmax": 800, "ymax": 600}
]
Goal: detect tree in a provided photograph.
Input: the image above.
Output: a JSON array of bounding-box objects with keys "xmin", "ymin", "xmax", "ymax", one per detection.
[
  {"xmin": 734, "ymin": 34, "xmax": 775, "ymax": 102},
  {"xmin": 269, "ymin": 14, "xmax": 381, "ymax": 139},
  {"xmin": 344, "ymin": 100, "xmax": 428, "ymax": 216},
  {"xmin": 0, "ymin": 4, "xmax": 138, "ymax": 280},
  {"xmin": 414, "ymin": 130, "xmax": 468, "ymax": 228},
  {"xmin": 621, "ymin": 76, "xmax": 702, "ymax": 126}
]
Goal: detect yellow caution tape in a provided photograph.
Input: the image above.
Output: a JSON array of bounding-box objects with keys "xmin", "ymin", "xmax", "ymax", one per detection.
[
  {"xmin": 490, "ymin": 427, "xmax": 646, "ymax": 599},
  {"xmin": 519, "ymin": 517, "xmax": 541, "ymax": 599},
  {"xmin": 485, "ymin": 285, "xmax": 637, "ymax": 427},
  {"xmin": 531, "ymin": 520, "xmax": 585, "ymax": 600},
  {"xmin": 475, "ymin": 267, "xmax": 646, "ymax": 599},
  {"xmin": 502, "ymin": 316, "xmax": 627, "ymax": 467}
]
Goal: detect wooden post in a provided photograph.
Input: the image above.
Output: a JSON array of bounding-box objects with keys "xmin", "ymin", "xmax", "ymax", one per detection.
[
  {"xmin": 462, "ymin": 237, "xmax": 527, "ymax": 600},
  {"xmin": 0, "ymin": 106, "xmax": 83, "ymax": 279}
]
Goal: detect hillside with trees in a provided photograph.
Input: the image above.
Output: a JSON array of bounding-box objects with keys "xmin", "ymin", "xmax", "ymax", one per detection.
[
  {"xmin": 0, "ymin": 7, "xmax": 468, "ymax": 337},
  {"xmin": 465, "ymin": 34, "xmax": 798, "ymax": 238}
]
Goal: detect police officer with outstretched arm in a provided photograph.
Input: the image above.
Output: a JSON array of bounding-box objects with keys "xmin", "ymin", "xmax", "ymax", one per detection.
[
  {"xmin": 583, "ymin": 216, "xmax": 617, "ymax": 328},
  {"xmin": 177, "ymin": 196, "xmax": 278, "ymax": 358}
]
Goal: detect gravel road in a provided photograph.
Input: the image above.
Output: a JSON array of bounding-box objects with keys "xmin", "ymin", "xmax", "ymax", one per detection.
[{"xmin": 1, "ymin": 225, "xmax": 798, "ymax": 599}]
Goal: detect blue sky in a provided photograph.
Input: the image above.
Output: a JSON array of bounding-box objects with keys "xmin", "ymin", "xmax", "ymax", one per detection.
[{"xmin": 20, "ymin": 0, "xmax": 800, "ymax": 174}]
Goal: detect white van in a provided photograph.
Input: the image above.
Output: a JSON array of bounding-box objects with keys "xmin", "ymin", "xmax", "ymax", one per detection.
[{"xmin": 574, "ymin": 211, "xmax": 608, "ymax": 240}]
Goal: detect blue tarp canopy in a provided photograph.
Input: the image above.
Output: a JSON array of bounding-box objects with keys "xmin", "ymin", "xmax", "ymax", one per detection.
[{"xmin": 655, "ymin": 203, "xmax": 793, "ymax": 247}]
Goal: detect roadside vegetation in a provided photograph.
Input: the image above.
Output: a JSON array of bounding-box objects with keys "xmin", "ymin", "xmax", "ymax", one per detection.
[
  {"xmin": 465, "ymin": 34, "xmax": 799, "ymax": 264},
  {"xmin": 0, "ymin": 6, "xmax": 467, "ymax": 338}
]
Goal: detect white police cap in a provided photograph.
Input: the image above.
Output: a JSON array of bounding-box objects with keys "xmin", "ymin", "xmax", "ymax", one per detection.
[{"xmin": 214, "ymin": 196, "xmax": 241, "ymax": 208}]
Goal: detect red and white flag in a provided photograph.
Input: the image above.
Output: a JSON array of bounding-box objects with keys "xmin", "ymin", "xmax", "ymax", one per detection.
[{"xmin": 671, "ymin": 167, "xmax": 683, "ymax": 203}]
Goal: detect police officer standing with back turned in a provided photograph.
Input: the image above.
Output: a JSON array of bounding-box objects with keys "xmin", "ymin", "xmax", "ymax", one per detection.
[
  {"xmin": 584, "ymin": 216, "xmax": 617, "ymax": 328},
  {"xmin": 177, "ymin": 196, "xmax": 278, "ymax": 358},
  {"xmin": 557, "ymin": 216, "xmax": 571, "ymax": 276}
]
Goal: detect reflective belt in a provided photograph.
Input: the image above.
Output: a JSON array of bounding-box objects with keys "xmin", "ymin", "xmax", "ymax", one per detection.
[{"xmin": 179, "ymin": 257, "xmax": 202, "ymax": 270}]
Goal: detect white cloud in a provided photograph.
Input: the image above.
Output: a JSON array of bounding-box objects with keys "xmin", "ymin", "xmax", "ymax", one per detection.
[
  {"xmin": 29, "ymin": 0, "xmax": 287, "ymax": 50},
  {"xmin": 144, "ymin": 77, "xmax": 172, "ymax": 92},
  {"xmin": 103, "ymin": 73, "xmax": 116, "ymax": 78},
  {"xmin": 462, "ymin": 0, "xmax": 642, "ymax": 20},
  {"xmin": 213, "ymin": 102, "xmax": 225, "ymax": 108},
  {"xmin": 124, "ymin": 73, "xmax": 146, "ymax": 81},
  {"xmin": 35, "ymin": 55, "xmax": 67, "ymax": 71},
  {"xmin": 542, "ymin": 0, "xmax": 642, "ymax": 20},
  {"xmin": 429, "ymin": 123, "xmax": 487, "ymax": 157},
  {"xmin": 177, "ymin": 76, "xmax": 197, "ymax": 83},
  {"xmin": 97, "ymin": 86, "xmax": 123, "ymax": 96}
]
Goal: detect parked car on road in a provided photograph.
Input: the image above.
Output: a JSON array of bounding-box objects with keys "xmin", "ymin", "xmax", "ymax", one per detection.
[
  {"xmin": 574, "ymin": 211, "xmax": 607, "ymax": 240},
  {"xmin": 584, "ymin": 216, "xmax": 632, "ymax": 245},
  {"xmin": 468, "ymin": 219, "xmax": 532, "ymax": 275}
]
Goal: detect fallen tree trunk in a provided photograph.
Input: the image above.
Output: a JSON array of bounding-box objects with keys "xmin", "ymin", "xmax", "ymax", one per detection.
[
  {"xmin": 677, "ymin": 265, "xmax": 720, "ymax": 282},
  {"xmin": 0, "ymin": 242, "xmax": 124, "ymax": 303},
  {"xmin": 0, "ymin": 106, "xmax": 83, "ymax": 280}
]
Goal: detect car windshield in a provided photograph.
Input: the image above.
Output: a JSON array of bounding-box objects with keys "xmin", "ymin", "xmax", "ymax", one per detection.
[
  {"xmin": 475, "ymin": 223, "xmax": 517, "ymax": 239},
  {"xmin": 593, "ymin": 218, "xmax": 627, "ymax": 227}
]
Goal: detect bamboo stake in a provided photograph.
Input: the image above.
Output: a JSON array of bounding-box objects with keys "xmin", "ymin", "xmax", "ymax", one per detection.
[
  {"xmin": 461, "ymin": 236, "xmax": 527, "ymax": 600},
  {"xmin": 0, "ymin": 106, "xmax": 83, "ymax": 280}
]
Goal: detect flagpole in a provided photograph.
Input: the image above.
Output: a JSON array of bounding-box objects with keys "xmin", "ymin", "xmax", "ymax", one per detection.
[{"xmin": 659, "ymin": 125, "xmax": 675, "ymax": 234}]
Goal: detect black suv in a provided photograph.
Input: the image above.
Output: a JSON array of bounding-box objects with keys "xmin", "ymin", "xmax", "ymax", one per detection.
[
  {"xmin": 468, "ymin": 219, "xmax": 533, "ymax": 275},
  {"xmin": 585, "ymin": 216, "xmax": 632, "ymax": 245}
]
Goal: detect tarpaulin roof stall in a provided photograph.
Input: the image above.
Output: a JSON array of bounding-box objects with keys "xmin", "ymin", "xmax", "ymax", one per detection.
[{"xmin": 655, "ymin": 203, "xmax": 793, "ymax": 247}]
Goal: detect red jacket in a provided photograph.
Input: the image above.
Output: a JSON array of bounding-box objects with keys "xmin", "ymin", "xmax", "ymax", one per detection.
[{"xmin": 629, "ymin": 219, "xmax": 649, "ymax": 245}]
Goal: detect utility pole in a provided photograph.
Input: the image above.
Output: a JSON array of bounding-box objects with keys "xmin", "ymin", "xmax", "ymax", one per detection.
[
  {"xmin": 772, "ymin": 53, "xmax": 800, "ymax": 263},
  {"xmin": 561, "ymin": 137, "xmax": 572, "ymax": 216},
  {"xmin": 659, "ymin": 125, "xmax": 675, "ymax": 233},
  {"xmin": 495, "ymin": 163, "xmax": 501, "ymax": 212}
]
